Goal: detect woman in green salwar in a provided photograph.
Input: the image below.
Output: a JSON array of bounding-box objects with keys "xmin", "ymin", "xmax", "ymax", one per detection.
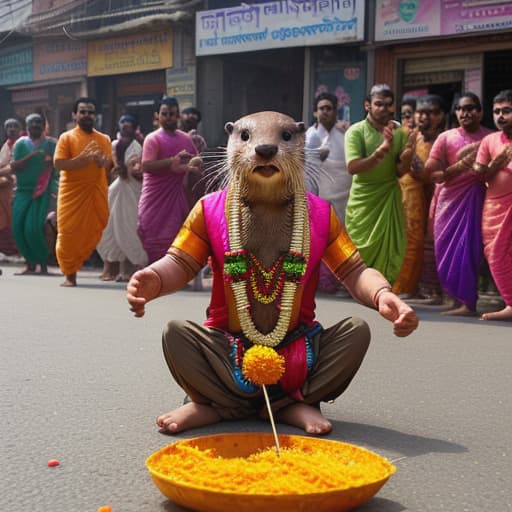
[
  {"xmin": 11, "ymin": 114, "xmax": 58, "ymax": 274},
  {"xmin": 344, "ymin": 85, "xmax": 415, "ymax": 284}
]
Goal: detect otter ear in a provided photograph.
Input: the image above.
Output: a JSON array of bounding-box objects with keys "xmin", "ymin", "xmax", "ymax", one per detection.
[
  {"xmin": 295, "ymin": 122, "xmax": 305, "ymax": 133},
  {"xmin": 225, "ymin": 122, "xmax": 234, "ymax": 135}
]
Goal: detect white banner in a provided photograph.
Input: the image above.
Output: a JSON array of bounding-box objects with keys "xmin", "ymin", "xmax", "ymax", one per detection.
[{"xmin": 196, "ymin": 0, "xmax": 365, "ymax": 56}]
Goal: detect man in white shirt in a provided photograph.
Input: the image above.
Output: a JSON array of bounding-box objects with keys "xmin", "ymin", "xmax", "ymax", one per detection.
[
  {"xmin": 305, "ymin": 92, "xmax": 352, "ymax": 223},
  {"xmin": 305, "ymin": 92, "xmax": 352, "ymax": 294}
]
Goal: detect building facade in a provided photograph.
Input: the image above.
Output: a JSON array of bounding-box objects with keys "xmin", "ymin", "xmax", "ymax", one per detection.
[{"xmin": 0, "ymin": 1, "xmax": 511, "ymax": 140}]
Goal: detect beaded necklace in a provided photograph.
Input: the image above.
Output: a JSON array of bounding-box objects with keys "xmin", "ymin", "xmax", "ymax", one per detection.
[{"xmin": 224, "ymin": 183, "xmax": 309, "ymax": 347}]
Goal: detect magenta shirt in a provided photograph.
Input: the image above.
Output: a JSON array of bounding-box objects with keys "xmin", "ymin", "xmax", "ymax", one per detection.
[
  {"xmin": 138, "ymin": 128, "xmax": 197, "ymax": 263},
  {"xmin": 476, "ymin": 131, "xmax": 512, "ymax": 198}
]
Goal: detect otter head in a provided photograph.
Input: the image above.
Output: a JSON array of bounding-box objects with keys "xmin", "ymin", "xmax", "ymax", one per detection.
[{"xmin": 225, "ymin": 111, "xmax": 305, "ymax": 205}]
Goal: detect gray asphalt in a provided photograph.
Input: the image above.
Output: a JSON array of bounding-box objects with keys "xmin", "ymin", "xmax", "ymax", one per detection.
[{"xmin": 1, "ymin": 264, "xmax": 511, "ymax": 512}]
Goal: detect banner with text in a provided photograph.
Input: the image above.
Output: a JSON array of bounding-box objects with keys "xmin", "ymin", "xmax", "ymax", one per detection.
[
  {"xmin": 88, "ymin": 31, "xmax": 172, "ymax": 76},
  {"xmin": 34, "ymin": 38, "xmax": 87, "ymax": 81},
  {"xmin": 196, "ymin": 0, "xmax": 365, "ymax": 56}
]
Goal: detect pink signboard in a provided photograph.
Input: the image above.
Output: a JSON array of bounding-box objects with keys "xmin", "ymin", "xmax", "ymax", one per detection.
[
  {"xmin": 375, "ymin": 0, "xmax": 512, "ymax": 41},
  {"xmin": 440, "ymin": 0, "xmax": 512, "ymax": 35}
]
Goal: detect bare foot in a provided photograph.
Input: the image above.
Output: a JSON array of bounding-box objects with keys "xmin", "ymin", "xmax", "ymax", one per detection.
[
  {"xmin": 276, "ymin": 403, "xmax": 332, "ymax": 435},
  {"xmin": 481, "ymin": 305, "xmax": 512, "ymax": 321},
  {"xmin": 441, "ymin": 304, "xmax": 477, "ymax": 317},
  {"xmin": 156, "ymin": 402, "xmax": 221, "ymax": 434},
  {"xmin": 15, "ymin": 265, "xmax": 36, "ymax": 275},
  {"xmin": 61, "ymin": 273, "xmax": 77, "ymax": 287}
]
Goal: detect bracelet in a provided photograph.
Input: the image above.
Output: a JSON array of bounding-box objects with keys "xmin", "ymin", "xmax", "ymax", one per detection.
[
  {"xmin": 373, "ymin": 286, "xmax": 393, "ymax": 308},
  {"xmin": 473, "ymin": 163, "xmax": 486, "ymax": 174}
]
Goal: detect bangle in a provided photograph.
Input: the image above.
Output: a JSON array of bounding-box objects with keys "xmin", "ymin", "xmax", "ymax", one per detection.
[
  {"xmin": 373, "ymin": 286, "xmax": 393, "ymax": 308},
  {"xmin": 473, "ymin": 163, "xmax": 486, "ymax": 174}
]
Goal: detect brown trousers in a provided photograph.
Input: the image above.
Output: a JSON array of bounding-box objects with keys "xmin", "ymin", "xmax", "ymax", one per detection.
[{"xmin": 162, "ymin": 317, "xmax": 370, "ymax": 420}]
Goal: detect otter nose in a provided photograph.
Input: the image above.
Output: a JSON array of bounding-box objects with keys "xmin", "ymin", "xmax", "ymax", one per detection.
[{"xmin": 255, "ymin": 144, "xmax": 278, "ymax": 159}]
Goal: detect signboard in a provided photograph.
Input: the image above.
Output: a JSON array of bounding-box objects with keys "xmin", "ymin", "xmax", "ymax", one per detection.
[
  {"xmin": 441, "ymin": 0, "xmax": 512, "ymax": 36},
  {"xmin": 375, "ymin": 0, "xmax": 512, "ymax": 42},
  {"xmin": 34, "ymin": 38, "xmax": 87, "ymax": 81},
  {"xmin": 88, "ymin": 31, "xmax": 172, "ymax": 76},
  {"xmin": 0, "ymin": 45, "xmax": 32, "ymax": 86},
  {"xmin": 196, "ymin": 0, "xmax": 365, "ymax": 56},
  {"xmin": 166, "ymin": 66, "xmax": 196, "ymax": 109}
]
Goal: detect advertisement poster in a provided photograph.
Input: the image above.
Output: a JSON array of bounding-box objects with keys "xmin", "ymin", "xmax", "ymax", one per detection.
[
  {"xmin": 313, "ymin": 64, "xmax": 366, "ymax": 125},
  {"xmin": 440, "ymin": 0, "xmax": 512, "ymax": 35},
  {"xmin": 375, "ymin": 0, "xmax": 512, "ymax": 41},
  {"xmin": 196, "ymin": 0, "xmax": 365, "ymax": 56},
  {"xmin": 375, "ymin": 0, "xmax": 440, "ymax": 41}
]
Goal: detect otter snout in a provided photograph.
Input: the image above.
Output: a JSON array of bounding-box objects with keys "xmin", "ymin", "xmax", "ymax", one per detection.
[{"xmin": 255, "ymin": 144, "xmax": 278, "ymax": 159}]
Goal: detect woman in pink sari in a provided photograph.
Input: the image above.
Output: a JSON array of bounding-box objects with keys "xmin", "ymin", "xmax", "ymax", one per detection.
[
  {"xmin": 138, "ymin": 97, "xmax": 202, "ymax": 263},
  {"xmin": 426, "ymin": 93, "xmax": 492, "ymax": 316},
  {"xmin": 474, "ymin": 89, "xmax": 512, "ymax": 321}
]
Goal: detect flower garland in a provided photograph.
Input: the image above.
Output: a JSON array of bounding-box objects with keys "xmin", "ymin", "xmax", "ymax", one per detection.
[{"xmin": 224, "ymin": 182, "xmax": 310, "ymax": 347}]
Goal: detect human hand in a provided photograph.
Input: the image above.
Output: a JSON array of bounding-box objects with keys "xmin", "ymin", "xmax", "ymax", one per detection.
[
  {"xmin": 187, "ymin": 156, "xmax": 203, "ymax": 174},
  {"xmin": 126, "ymin": 268, "xmax": 162, "ymax": 317},
  {"xmin": 492, "ymin": 144, "xmax": 512, "ymax": 168},
  {"xmin": 377, "ymin": 291, "xmax": 419, "ymax": 337},
  {"xmin": 318, "ymin": 146, "xmax": 330, "ymax": 161},
  {"xmin": 456, "ymin": 142, "xmax": 479, "ymax": 161},
  {"xmin": 375, "ymin": 122, "xmax": 395, "ymax": 159},
  {"xmin": 177, "ymin": 149, "xmax": 193, "ymax": 165}
]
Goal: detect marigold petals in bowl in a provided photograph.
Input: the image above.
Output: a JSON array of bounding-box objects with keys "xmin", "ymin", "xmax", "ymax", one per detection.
[{"xmin": 146, "ymin": 433, "xmax": 396, "ymax": 512}]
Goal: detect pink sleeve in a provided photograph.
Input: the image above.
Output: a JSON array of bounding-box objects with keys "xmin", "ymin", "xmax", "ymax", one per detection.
[
  {"xmin": 142, "ymin": 133, "xmax": 159, "ymax": 163},
  {"xmin": 429, "ymin": 133, "xmax": 447, "ymax": 168},
  {"xmin": 476, "ymin": 135, "xmax": 491, "ymax": 165}
]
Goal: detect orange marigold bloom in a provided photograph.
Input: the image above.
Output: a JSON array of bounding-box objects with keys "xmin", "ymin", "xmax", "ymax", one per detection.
[{"xmin": 242, "ymin": 345, "xmax": 285, "ymax": 385}]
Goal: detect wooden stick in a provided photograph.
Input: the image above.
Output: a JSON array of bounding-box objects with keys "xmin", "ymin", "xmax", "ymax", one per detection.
[{"xmin": 262, "ymin": 384, "xmax": 280, "ymax": 457}]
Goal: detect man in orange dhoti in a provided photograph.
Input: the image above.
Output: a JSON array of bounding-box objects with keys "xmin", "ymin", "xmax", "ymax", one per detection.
[
  {"xmin": 54, "ymin": 98, "xmax": 112, "ymax": 286},
  {"xmin": 474, "ymin": 89, "xmax": 512, "ymax": 321}
]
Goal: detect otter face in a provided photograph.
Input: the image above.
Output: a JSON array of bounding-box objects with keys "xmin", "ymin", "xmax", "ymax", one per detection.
[{"xmin": 225, "ymin": 111, "xmax": 305, "ymax": 203}]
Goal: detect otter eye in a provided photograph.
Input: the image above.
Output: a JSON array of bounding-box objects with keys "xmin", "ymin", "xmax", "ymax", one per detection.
[
  {"xmin": 282, "ymin": 131, "xmax": 292, "ymax": 141},
  {"xmin": 241, "ymin": 130, "xmax": 250, "ymax": 142}
]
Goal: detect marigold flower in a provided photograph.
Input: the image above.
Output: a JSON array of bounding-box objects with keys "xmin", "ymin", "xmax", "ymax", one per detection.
[
  {"xmin": 242, "ymin": 345, "xmax": 285, "ymax": 385},
  {"xmin": 147, "ymin": 439, "xmax": 396, "ymax": 495}
]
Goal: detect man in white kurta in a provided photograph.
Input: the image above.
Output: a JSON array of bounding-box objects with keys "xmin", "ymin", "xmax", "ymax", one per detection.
[{"xmin": 305, "ymin": 92, "xmax": 352, "ymax": 222}]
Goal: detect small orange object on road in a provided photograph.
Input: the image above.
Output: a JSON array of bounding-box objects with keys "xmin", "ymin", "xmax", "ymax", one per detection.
[
  {"xmin": 97, "ymin": 507, "xmax": 112, "ymax": 512},
  {"xmin": 47, "ymin": 459, "xmax": 60, "ymax": 467}
]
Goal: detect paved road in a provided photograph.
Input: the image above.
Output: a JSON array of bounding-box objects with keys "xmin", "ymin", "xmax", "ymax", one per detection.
[{"xmin": 1, "ymin": 264, "xmax": 511, "ymax": 512}]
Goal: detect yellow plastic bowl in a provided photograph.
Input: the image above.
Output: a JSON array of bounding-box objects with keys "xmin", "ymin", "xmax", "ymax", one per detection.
[{"xmin": 146, "ymin": 433, "xmax": 395, "ymax": 512}]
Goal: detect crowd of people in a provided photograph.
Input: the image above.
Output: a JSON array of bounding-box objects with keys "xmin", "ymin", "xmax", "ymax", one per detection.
[
  {"xmin": 1, "ymin": 86, "xmax": 511, "ymax": 322},
  {"xmin": 304, "ymin": 85, "xmax": 512, "ymax": 322}
]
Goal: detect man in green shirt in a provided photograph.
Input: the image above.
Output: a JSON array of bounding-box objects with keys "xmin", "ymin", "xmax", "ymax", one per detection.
[{"xmin": 344, "ymin": 84, "xmax": 415, "ymax": 284}]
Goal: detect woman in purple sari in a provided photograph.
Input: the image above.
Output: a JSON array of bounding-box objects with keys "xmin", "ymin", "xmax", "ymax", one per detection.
[
  {"xmin": 138, "ymin": 97, "xmax": 202, "ymax": 263},
  {"xmin": 425, "ymin": 93, "xmax": 492, "ymax": 316}
]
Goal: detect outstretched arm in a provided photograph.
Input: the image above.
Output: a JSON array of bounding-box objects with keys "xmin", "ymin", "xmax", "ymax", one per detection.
[
  {"xmin": 126, "ymin": 253, "xmax": 191, "ymax": 317},
  {"xmin": 343, "ymin": 263, "xmax": 419, "ymax": 337}
]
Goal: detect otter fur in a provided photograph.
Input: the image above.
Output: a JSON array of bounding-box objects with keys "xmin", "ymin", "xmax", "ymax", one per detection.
[{"xmin": 224, "ymin": 111, "xmax": 306, "ymax": 334}]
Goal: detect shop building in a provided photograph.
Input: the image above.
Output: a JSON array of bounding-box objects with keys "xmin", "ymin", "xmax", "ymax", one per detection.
[
  {"xmin": 195, "ymin": 0, "xmax": 368, "ymax": 147},
  {"xmin": 372, "ymin": 0, "xmax": 512, "ymax": 128},
  {"xmin": 0, "ymin": 0, "xmax": 201, "ymax": 138}
]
